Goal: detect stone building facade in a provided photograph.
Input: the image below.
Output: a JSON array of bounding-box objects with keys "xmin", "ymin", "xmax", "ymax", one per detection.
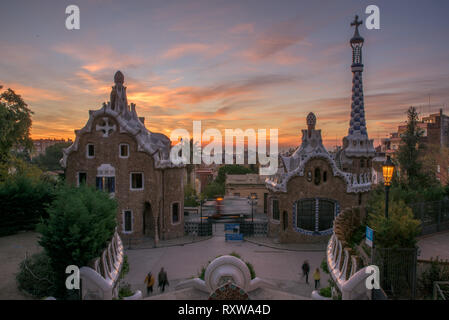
[
  {"xmin": 61, "ymin": 71, "xmax": 185, "ymax": 245},
  {"xmin": 265, "ymin": 17, "xmax": 374, "ymax": 243},
  {"xmin": 225, "ymin": 174, "xmax": 268, "ymax": 214}
]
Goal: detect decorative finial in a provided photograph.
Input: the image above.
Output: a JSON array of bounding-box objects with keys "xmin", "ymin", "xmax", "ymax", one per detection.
[
  {"xmin": 350, "ymin": 15, "xmax": 364, "ymax": 43},
  {"xmin": 114, "ymin": 70, "xmax": 124, "ymax": 84},
  {"xmin": 306, "ymin": 112, "xmax": 316, "ymax": 131}
]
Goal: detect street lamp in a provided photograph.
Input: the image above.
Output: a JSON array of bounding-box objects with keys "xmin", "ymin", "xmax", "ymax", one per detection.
[
  {"xmin": 382, "ymin": 156, "xmax": 395, "ymax": 219},
  {"xmin": 197, "ymin": 194, "xmax": 205, "ymax": 235},
  {"xmin": 249, "ymin": 195, "xmax": 257, "ymax": 223}
]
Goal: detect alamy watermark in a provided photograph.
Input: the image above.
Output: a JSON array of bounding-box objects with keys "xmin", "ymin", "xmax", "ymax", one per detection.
[
  {"xmin": 365, "ymin": 265, "xmax": 380, "ymax": 290},
  {"xmin": 169, "ymin": 121, "xmax": 279, "ymax": 176},
  {"xmin": 64, "ymin": 4, "xmax": 380, "ymax": 31}
]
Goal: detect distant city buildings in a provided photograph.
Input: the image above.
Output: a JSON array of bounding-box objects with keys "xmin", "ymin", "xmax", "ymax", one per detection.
[
  {"xmin": 378, "ymin": 108, "xmax": 449, "ymax": 184},
  {"xmin": 32, "ymin": 138, "xmax": 72, "ymax": 158},
  {"xmin": 225, "ymin": 174, "xmax": 268, "ymax": 214}
]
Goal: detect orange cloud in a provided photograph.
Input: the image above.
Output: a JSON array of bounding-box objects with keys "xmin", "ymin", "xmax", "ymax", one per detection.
[
  {"xmin": 1, "ymin": 82, "xmax": 66, "ymax": 102},
  {"xmin": 161, "ymin": 43, "xmax": 228, "ymax": 60},
  {"xmin": 53, "ymin": 43, "xmax": 145, "ymax": 73}
]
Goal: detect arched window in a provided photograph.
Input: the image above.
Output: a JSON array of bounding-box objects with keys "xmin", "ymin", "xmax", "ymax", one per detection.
[
  {"xmin": 314, "ymin": 168, "xmax": 321, "ymax": 185},
  {"xmin": 296, "ymin": 199, "xmax": 315, "ymax": 231},
  {"xmin": 323, "ymin": 171, "xmax": 327, "ymax": 182}
]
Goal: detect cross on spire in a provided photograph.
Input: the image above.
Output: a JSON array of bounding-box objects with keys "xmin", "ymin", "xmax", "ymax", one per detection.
[{"xmin": 351, "ymin": 15, "xmax": 363, "ymax": 29}]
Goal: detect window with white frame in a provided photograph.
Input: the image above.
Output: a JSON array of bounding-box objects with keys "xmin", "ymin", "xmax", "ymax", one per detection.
[
  {"xmin": 119, "ymin": 144, "xmax": 129, "ymax": 158},
  {"xmin": 96, "ymin": 164, "xmax": 115, "ymax": 194},
  {"xmin": 87, "ymin": 144, "xmax": 95, "ymax": 158},
  {"xmin": 130, "ymin": 172, "xmax": 144, "ymax": 190},
  {"xmin": 172, "ymin": 202, "xmax": 180, "ymax": 224},
  {"xmin": 123, "ymin": 210, "xmax": 133, "ymax": 233}
]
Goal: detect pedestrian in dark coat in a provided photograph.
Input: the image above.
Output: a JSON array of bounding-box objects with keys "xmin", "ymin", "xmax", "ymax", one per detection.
[
  {"xmin": 301, "ymin": 260, "xmax": 310, "ymax": 284},
  {"xmin": 158, "ymin": 267, "xmax": 169, "ymax": 292}
]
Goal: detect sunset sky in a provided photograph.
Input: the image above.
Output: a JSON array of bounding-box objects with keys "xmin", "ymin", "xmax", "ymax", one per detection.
[{"xmin": 1, "ymin": 0, "xmax": 449, "ymax": 149}]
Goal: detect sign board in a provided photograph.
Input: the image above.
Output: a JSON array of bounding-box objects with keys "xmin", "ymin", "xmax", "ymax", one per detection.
[
  {"xmin": 365, "ymin": 226, "xmax": 374, "ymax": 247},
  {"xmin": 225, "ymin": 233, "xmax": 244, "ymax": 241},
  {"xmin": 225, "ymin": 223, "xmax": 243, "ymax": 241},
  {"xmin": 224, "ymin": 223, "xmax": 240, "ymax": 232}
]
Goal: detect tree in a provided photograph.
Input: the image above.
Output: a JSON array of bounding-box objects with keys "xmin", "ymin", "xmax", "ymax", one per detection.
[
  {"xmin": 396, "ymin": 107, "xmax": 432, "ymax": 189},
  {"xmin": 38, "ymin": 185, "xmax": 117, "ymax": 298},
  {"xmin": 184, "ymin": 183, "xmax": 198, "ymax": 207},
  {"xmin": 0, "ymin": 172, "xmax": 55, "ymax": 236},
  {"xmin": 215, "ymin": 164, "xmax": 254, "ymax": 185},
  {"xmin": 203, "ymin": 181, "xmax": 225, "ymax": 199},
  {"xmin": 0, "ymin": 86, "xmax": 33, "ymax": 163},
  {"xmin": 32, "ymin": 142, "xmax": 71, "ymax": 171}
]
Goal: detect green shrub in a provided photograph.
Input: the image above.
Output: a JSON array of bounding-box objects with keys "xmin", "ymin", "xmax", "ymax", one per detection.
[
  {"xmin": 184, "ymin": 183, "xmax": 198, "ymax": 207},
  {"xmin": 319, "ymin": 286, "xmax": 332, "ymax": 298},
  {"xmin": 0, "ymin": 174, "xmax": 55, "ymax": 236},
  {"xmin": 368, "ymin": 199, "xmax": 421, "ymax": 248},
  {"xmin": 198, "ymin": 265, "xmax": 207, "ymax": 280},
  {"xmin": 16, "ymin": 252, "xmax": 56, "ymax": 298},
  {"xmin": 349, "ymin": 224, "xmax": 366, "ymax": 250},
  {"xmin": 418, "ymin": 258, "xmax": 449, "ymax": 299},
  {"xmin": 321, "ymin": 258, "xmax": 329, "ymax": 274},
  {"xmin": 230, "ymin": 252, "xmax": 241, "ymax": 259},
  {"xmin": 118, "ymin": 282, "xmax": 133, "ymax": 299},
  {"xmin": 38, "ymin": 184, "xmax": 117, "ymax": 299},
  {"xmin": 245, "ymin": 262, "xmax": 256, "ymax": 279},
  {"xmin": 119, "ymin": 255, "xmax": 129, "ymax": 281}
]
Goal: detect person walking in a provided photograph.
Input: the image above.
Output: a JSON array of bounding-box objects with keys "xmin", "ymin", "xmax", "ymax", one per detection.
[
  {"xmin": 301, "ymin": 260, "xmax": 310, "ymax": 284},
  {"xmin": 313, "ymin": 268, "xmax": 321, "ymax": 289},
  {"xmin": 144, "ymin": 272, "xmax": 154, "ymax": 296},
  {"xmin": 158, "ymin": 267, "xmax": 169, "ymax": 293}
]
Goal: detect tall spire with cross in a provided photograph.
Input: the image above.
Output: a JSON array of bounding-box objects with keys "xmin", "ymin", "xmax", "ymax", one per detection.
[{"xmin": 340, "ymin": 15, "xmax": 374, "ymax": 167}]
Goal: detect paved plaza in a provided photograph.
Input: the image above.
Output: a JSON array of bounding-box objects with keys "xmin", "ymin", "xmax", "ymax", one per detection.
[
  {"xmin": 123, "ymin": 231, "xmax": 328, "ymax": 299},
  {"xmin": 2, "ymin": 229, "xmax": 448, "ymax": 299},
  {"xmin": 417, "ymin": 231, "xmax": 449, "ymax": 261},
  {"xmin": 0, "ymin": 232, "xmax": 41, "ymax": 300}
]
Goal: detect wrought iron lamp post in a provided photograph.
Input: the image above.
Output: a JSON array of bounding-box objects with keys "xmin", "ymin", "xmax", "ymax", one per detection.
[
  {"xmin": 382, "ymin": 156, "xmax": 395, "ymax": 219},
  {"xmin": 249, "ymin": 195, "xmax": 257, "ymax": 223}
]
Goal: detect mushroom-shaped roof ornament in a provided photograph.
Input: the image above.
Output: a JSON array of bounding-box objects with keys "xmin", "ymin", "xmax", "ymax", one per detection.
[
  {"xmin": 114, "ymin": 70, "xmax": 124, "ymax": 84},
  {"xmin": 306, "ymin": 112, "xmax": 316, "ymax": 131}
]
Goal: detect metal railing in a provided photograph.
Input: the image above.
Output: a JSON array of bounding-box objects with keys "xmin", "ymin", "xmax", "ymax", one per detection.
[
  {"xmin": 433, "ymin": 281, "xmax": 449, "ymax": 300},
  {"xmin": 372, "ymin": 247, "xmax": 418, "ymax": 300},
  {"xmin": 184, "ymin": 221, "xmax": 213, "ymax": 236},
  {"xmin": 410, "ymin": 199, "xmax": 449, "ymax": 235}
]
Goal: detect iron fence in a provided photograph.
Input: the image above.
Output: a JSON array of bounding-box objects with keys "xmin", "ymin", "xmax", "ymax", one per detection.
[
  {"xmin": 184, "ymin": 221, "xmax": 213, "ymax": 236},
  {"xmin": 410, "ymin": 199, "xmax": 449, "ymax": 235},
  {"xmin": 372, "ymin": 247, "xmax": 418, "ymax": 300},
  {"xmin": 240, "ymin": 222, "xmax": 268, "ymax": 236}
]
